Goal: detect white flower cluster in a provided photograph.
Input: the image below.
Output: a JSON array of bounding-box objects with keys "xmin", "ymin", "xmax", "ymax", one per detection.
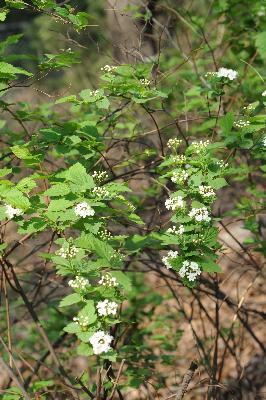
[
  {"xmin": 171, "ymin": 170, "xmax": 189, "ymax": 184},
  {"xmin": 73, "ymin": 315, "xmax": 90, "ymax": 328},
  {"xmin": 190, "ymin": 140, "xmax": 210, "ymax": 153},
  {"xmin": 98, "ymin": 228, "xmax": 112, "ymax": 241},
  {"xmin": 199, "ymin": 185, "xmax": 215, "ymax": 198},
  {"xmin": 172, "ymin": 155, "xmax": 186, "ymax": 164},
  {"xmin": 234, "ymin": 119, "xmax": 250, "ymax": 128},
  {"xmin": 167, "ymin": 138, "xmax": 182, "ymax": 150},
  {"xmin": 217, "ymin": 67, "xmax": 238, "ymax": 81},
  {"xmin": 167, "ymin": 224, "xmax": 184, "ymax": 235},
  {"xmin": 189, "ymin": 207, "xmax": 211, "ymax": 223},
  {"xmin": 92, "ymin": 170, "xmax": 109, "ymax": 183},
  {"xmin": 216, "ymin": 160, "xmax": 228, "ymax": 169},
  {"xmin": 69, "ymin": 276, "xmax": 89, "ymax": 290},
  {"xmin": 140, "ymin": 78, "xmax": 150, "ymax": 85},
  {"xmin": 96, "ymin": 299, "xmax": 118, "ymax": 317},
  {"xmin": 74, "ymin": 202, "xmax": 95, "ymax": 218},
  {"xmin": 89, "ymin": 89, "xmax": 100, "ymax": 97},
  {"xmin": 262, "ymin": 136, "xmax": 266, "ymax": 147},
  {"xmin": 5, "ymin": 204, "xmax": 23, "ymax": 219},
  {"xmin": 243, "ymin": 104, "xmax": 256, "ymax": 112},
  {"xmin": 262, "ymin": 90, "xmax": 266, "ymax": 97},
  {"xmin": 89, "ymin": 330, "xmax": 113, "ymax": 355},
  {"xmin": 57, "ymin": 245, "xmax": 78, "ymax": 259},
  {"xmin": 99, "ymin": 274, "xmax": 118, "ymax": 287},
  {"xmin": 162, "ymin": 250, "xmax": 179, "ymax": 269},
  {"xmin": 165, "ymin": 196, "xmax": 184, "ymax": 211},
  {"xmin": 179, "ymin": 260, "xmax": 201, "ymax": 282},
  {"xmin": 92, "ymin": 186, "xmax": 110, "ymax": 199},
  {"xmin": 205, "ymin": 68, "xmax": 238, "ymax": 81},
  {"xmin": 101, "ymin": 65, "xmax": 117, "ymax": 73}
]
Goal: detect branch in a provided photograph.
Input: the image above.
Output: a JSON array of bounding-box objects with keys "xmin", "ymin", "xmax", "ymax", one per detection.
[{"xmin": 175, "ymin": 361, "xmax": 198, "ymax": 400}]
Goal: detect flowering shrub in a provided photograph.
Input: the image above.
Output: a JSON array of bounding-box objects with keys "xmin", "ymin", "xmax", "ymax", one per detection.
[{"xmin": 1, "ymin": 1, "xmax": 266, "ymax": 399}]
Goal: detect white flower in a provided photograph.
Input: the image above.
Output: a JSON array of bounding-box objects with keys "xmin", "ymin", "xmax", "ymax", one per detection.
[
  {"xmin": 73, "ymin": 315, "xmax": 90, "ymax": 328},
  {"xmin": 69, "ymin": 276, "xmax": 89, "ymax": 290},
  {"xmin": 140, "ymin": 78, "xmax": 150, "ymax": 86},
  {"xmin": 74, "ymin": 202, "xmax": 95, "ymax": 218},
  {"xmin": 92, "ymin": 186, "xmax": 110, "ymax": 199},
  {"xmin": 101, "ymin": 65, "xmax": 117, "ymax": 73},
  {"xmin": 190, "ymin": 140, "xmax": 210, "ymax": 153},
  {"xmin": 167, "ymin": 224, "xmax": 184, "ymax": 235},
  {"xmin": 165, "ymin": 196, "xmax": 184, "ymax": 211},
  {"xmin": 89, "ymin": 330, "xmax": 113, "ymax": 355},
  {"xmin": 179, "ymin": 260, "xmax": 201, "ymax": 282},
  {"xmin": 92, "ymin": 170, "xmax": 109, "ymax": 183},
  {"xmin": 262, "ymin": 90, "xmax": 266, "ymax": 97},
  {"xmin": 216, "ymin": 160, "xmax": 228, "ymax": 169},
  {"xmin": 217, "ymin": 67, "xmax": 238, "ymax": 81},
  {"xmin": 262, "ymin": 136, "xmax": 266, "ymax": 147},
  {"xmin": 172, "ymin": 155, "xmax": 186, "ymax": 164},
  {"xmin": 171, "ymin": 170, "xmax": 188, "ymax": 184},
  {"xmin": 162, "ymin": 250, "xmax": 179, "ymax": 269},
  {"xmin": 57, "ymin": 245, "xmax": 78, "ymax": 259},
  {"xmin": 234, "ymin": 119, "xmax": 250, "ymax": 128},
  {"xmin": 5, "ymin": 204, "xmax": 23, "ymax": 219},
  {"xmin": 199, "ymin": 185, "xmax": 215, "ymax": 198},
  {"xmin": 98, "ymin": 228, "xmax": 112, "ymax": 241},
  {"xmin": 167, "ymin": 138, "xmax": 182, "ymax": 150},
  {"xmin": 99, "ymin": 274, "xmax": 118, "ymax": 287},
  {"xmin": 189, "ymin": 207, "xmax": 211, "ymax": 223},
  {"xmin": 96, "ymin": 300, "xmax": 118, "ymax": 317}
]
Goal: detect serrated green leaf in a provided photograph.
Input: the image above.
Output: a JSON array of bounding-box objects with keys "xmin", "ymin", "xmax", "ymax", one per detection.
[{"xmin": 59, "ymin": 293, "xmax": 82, "ymax": 307}]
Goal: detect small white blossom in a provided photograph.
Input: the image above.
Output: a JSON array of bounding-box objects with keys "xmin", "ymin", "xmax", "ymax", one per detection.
[
  {"xmin": 165, "ymin": 196, "xmax": 184, "ymax": 211},
  {"xmin": 162, "ymin": 250, "xmax": 179, "ymax": 269},
  {"xmin": 190, "ymin": 140, "xmax": 210, "ymax": 153},
  {"xmin": 89, "ymin": 330, "xmax": 113, "ymax": 355},
  {"xmin": 101, "ymin": 65, "xmax": 117, "ymax": 73},
  {"xmin": 74, "ymin": 202, "xmax": 95, "ymax": 218},
  {"xmin": 171, "ymin": 170, "xmax": 189, "ymax": 184},
  {"xmin": 189, "ymin": 207, "xmax": 211, "ymax": 223},
  {"xmin": 262, "ymin": 90, "xmax": 266, "ymax": 97},
  {"xmin": 172, "ymin": 155, "xmax": 186, "ymax": 164},
  {"xmin": 217, "ymin": 67, "xmax": 238, "ymax": 81},
  {"xmin": 216, "ymin": 160, "xmax": 228, "ymax": 169},
  {"xmin": 99, "ymin": 274, "xmax": 118, "ymax": 288},
  {"xmin": 5, "ymin": 204, "xmax": 23, "ymax": 219},
  {"xmin": 92, "ymin": 170, "xmax": 109, "ymax": 183},
  {"xmin": 96, "ymin": 300, "xmax": 118, "ymax": 317},
  {"xmin": 73, "ymin": 315, "xmax": 90, "ymax": 328},
  {"xmin": 167, "ymin": 224, "xmax": 184, "ymax": 235},
  {"xmin": 69, "ymin": 276, "xmax": 89, "ymax": 290},
  {"xmin": 57, "ymin": 245, "xmax": 78, "ymax": 259},
  {"xmin": 234, "ymin": 119, "xmax": 250, "ymax": 128},
  {"xmin": 199, "ymin": 185, "xmax": 215, "ymax": 198},
  {"xmin": 205, "ymin": 71, "xmax": 217, "ymax": 78},
  {"xmin": 140, "ymin": 78, "xmax": 150, "ymax": 86},
  {"xmin": 262, "ymin": 136, "xmax": 266, "ymax": 147},
  {"xmin": 88, "ymin": 89, "xmax": 100, "ymax": 96},
  {"xmin": 179, "ymin": 260, "xmax": 201, "ymax": 281},
  {"xmin": 98, "ymin": 228, "xmax": 112, "ymax": 241},
  {"xmin": 167, "ymin": 138, "xmax": 182, "ymax": 150},
  {"xmin": 92, "ymin": 186, "xmax": 110, "ymax": 199}
]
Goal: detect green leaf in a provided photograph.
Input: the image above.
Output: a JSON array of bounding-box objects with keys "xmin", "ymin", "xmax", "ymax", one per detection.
[
  {"xmin": 220, "ymin": 112, "xmax": 234, "ymax": 135},
  {"xmin": 210, "ymin": 178, "xmax": 227, "ymax": 189},
  {"xmin": 64, "ymin": 322, "xmax": 81, "ymax": 334},
  {"xmin": 111, "ymin": 271, "xmax": 132, "ymax": 292},
  {"xmin": 59, "ymin": 293, "xmax": 82, "ymax": 307},
  {"xmin": 77, "ymin": 342, "xmax": 94, "ymax": 356},
  {"xmin": 255, "ymin": 32, "xmax": 266, "ymax": 59},
  {"xmin": 44, "ymin": 184, "xmax": 70, "ymax": 197},
  {"xmin": 65, "ymin": 162, "xmax": 94, "ymax": 191},
  {"xmin": 47, "ymin": 199, "xmax": 73, "ymax": 212},
  {"xmin": 78, "ymin": 300, "xmax": 97, "ymax": 324},
  {"xmin": 0, "ymin": 61, "xmax": 32, "ymax": 78},
  {"xmin": 0, "ymin": 11, "xmax": 7, "ymax": 21}
]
